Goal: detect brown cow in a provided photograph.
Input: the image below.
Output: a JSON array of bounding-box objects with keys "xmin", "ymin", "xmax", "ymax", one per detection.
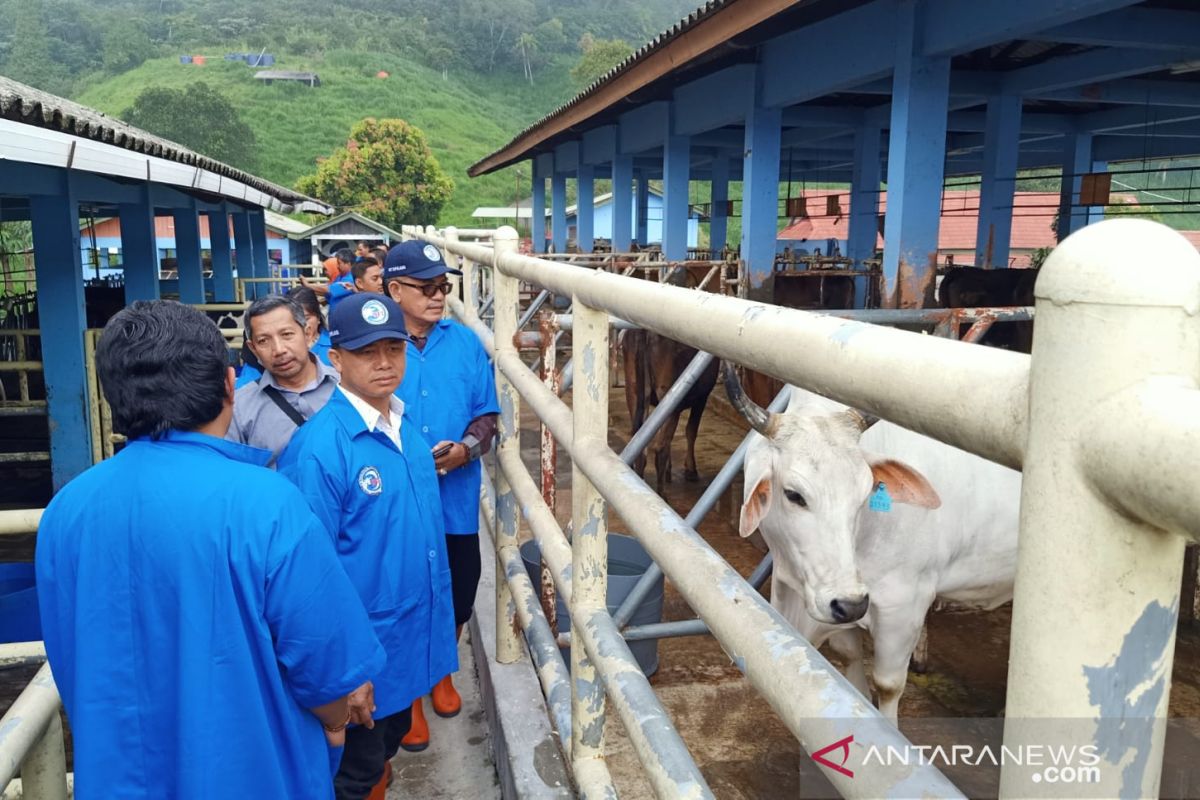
[{"xmin": 620, "ymin": 266, "xmax": 719, "ymax": 491}]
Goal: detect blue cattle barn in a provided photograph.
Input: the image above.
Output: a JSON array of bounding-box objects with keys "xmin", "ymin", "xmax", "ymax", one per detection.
[
  {"xmin": 469, "ymin": 0, "xmax": 1200, "ymax": 309},
  {"xmin": 0, "ymin": 75, "xmax": 332, "ymax": 491}
]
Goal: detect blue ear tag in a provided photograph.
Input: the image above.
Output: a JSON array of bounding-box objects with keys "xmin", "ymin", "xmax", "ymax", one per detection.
[{"xmin": 869, "ymin": 482, "xmax": 892, "ymax": 513}]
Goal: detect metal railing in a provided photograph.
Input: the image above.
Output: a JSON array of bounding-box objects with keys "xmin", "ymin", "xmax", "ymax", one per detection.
[
  {"xmin": 0, "ymin": 510, "xmax": 69, "ymax": 800},
  {"xmin": 404, "ymin": 218, "xmax": 1200, "ymax": 799}
]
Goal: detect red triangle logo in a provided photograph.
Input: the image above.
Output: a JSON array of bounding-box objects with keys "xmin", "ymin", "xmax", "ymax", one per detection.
[{"xmin": 812, "ymin": 734, "xmax": 855, "ymax": 778}]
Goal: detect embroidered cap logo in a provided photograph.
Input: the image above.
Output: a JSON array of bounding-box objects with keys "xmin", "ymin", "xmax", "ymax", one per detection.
[
  {"xmin": 423, "ymin": 244, "xmax": 441, "ymax": 262},
  {"xmin": 357, "ymin": 466, "xmax": 383, "ymax": 496},
  {"xmin": 361, "ymin": 299, "xmax": 389, "ymax": 325}
]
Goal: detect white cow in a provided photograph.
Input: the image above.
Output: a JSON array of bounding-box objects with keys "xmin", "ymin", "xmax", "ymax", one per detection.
[{"xmin": 727, "ymin": 368, "xmax": 1020, "ymax": 720}]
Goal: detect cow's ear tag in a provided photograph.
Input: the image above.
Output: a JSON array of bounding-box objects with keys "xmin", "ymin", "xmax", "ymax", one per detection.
[{"xmin": 869, "ymin": 482, "xmax": 892, "ymax": 512}]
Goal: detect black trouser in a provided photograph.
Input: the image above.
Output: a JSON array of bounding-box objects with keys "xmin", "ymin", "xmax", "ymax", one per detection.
[
  {"xmin": 446, "ymin": 533, "xmax": 482, "ymax": 626},
  {"xmin": 333, "ymin": 707, "xmax": 413, "ymax": 800}
]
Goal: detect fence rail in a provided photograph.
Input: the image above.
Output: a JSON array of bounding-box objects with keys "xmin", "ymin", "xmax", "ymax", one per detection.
[{"xmin": 405, "ymin": 218, "xmax": 1200, "ymax": 799}]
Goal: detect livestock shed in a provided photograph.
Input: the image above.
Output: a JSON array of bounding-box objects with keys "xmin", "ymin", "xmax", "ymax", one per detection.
[
  {"xmin": 470, "ymin": 0, "xmax": 1200, "ymax": 309},
  {"xmin": 252, "ymin": 70, "xmax": 320, "ymax": 88},
  {"xmin": 302, "ymin": 211, "xmax": 402, "ymax": 263},
  {"xmin": 0, "ymin": 74, "xmax": 332, "ymax": 490}
]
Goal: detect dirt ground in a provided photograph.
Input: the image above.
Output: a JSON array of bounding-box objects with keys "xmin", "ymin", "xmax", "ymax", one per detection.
[{"xmin": 516, "ymin": 386, "xmax": 1200, "ymax": 799}]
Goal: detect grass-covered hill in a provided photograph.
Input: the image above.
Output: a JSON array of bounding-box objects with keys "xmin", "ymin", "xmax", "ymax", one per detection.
[{"xmin": 76, "ymin": 50, "xmax": 576, "ymax": 226}]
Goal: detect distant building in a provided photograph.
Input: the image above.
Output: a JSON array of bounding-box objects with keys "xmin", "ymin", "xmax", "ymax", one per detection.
[
  {"xmin": 300, "ymin": 212, "xmax": 402, "ymax": 263},
  {"xmin": 473, "ymin": 188, "xmax": 706, "ymax": 249},
  {"xmin": 253, "ymin": 70, "xmax": 320, "ymax": 88}
]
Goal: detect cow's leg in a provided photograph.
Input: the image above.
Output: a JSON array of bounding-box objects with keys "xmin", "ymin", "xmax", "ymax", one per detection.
[
  {"xmin": 868, "ymin": 596, "xmax": 933, "ymax": 722},
  {"xmin": 827, "ymin": 627, "xmax": 870, "ymax": 701},
  {"xmin": 622, "ymin": 333, "xmax": 647, "ymax": 478},
  {"xmin": 909, "ymin": 620, "xmax": 930, "ymax": 674},
  {"xmin": 682, "ymin": 399, "xmax": 706, "ymax": 482},
  {"xmin": 653, "ymin": 412, "xmax": 682, "ymax": 492}
]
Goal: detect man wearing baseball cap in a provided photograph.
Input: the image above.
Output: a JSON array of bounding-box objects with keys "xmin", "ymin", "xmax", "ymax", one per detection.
[
  {"xmin": 277, "ymin": 293, "xmax": 457, "ymax": 800},
  {"xmin": 384, "ymin": 240, "xmax": 499, "ymax": 751}
]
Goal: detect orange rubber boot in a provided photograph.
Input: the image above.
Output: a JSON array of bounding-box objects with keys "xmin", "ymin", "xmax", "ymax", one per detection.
[
  {"xmin": 431, "ymin": 674, "xmax": 461, "ymax": 718},
  {"xmin": 365, "ymin": 761, "xmax": 391, "ymax": 800},
  {"xmin": 399, "ymin": 699, "xmax": 429, "ymax": 752}
]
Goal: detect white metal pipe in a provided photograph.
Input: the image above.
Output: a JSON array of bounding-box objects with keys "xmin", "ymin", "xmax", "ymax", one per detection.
[
  {"xmin": 492, "ymin": 230, "xmax": 523, "ymax": 665},
  {"xmin": 0, "ymin": 664, "xmax": 61, "ymax": 789},
  {"xmin": 570, "ymin": 299, "xmax": 610, "ymax": 769},
  {"xmin": 17, "ymin": 714, "xmax": 67, "ymax": 800},
  {"xmin": 1000, "ymin": 219, "xmax": 1200, "ymax": 798},
  {"xmin": 488, "ymin": 344, "xmax": 961, "ymax": 798},
  {"xmin": 413, "ymin": 229, "xmax": 1027, "ymax": 471},
  {"xmin": 0, "ymin": 510, "xmax": 42, "ymax": 536}
]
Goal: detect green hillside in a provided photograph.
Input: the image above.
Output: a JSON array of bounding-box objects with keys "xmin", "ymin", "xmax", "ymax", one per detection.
[{"xmin": 75, "ymin": 50, "xmax": 577, "ymax": 226}]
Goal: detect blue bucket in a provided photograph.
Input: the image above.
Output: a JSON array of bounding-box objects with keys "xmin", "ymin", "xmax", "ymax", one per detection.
[
  {"xmin": 179, "ymin": 55, "xmax": 193, "ymax": 64},
  {"xmin": 0, "ymin": 563, "xmax": 41, "ymax": 643}
]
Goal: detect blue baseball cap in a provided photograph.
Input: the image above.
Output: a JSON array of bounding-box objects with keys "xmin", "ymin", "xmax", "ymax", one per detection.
[
  {"xmin": 328, "ymin": 293, "xmax": 411, "ymax": 350},
  {"xmin": 383, "ymin": 240, "xmax": 463, "ymax": 283}
]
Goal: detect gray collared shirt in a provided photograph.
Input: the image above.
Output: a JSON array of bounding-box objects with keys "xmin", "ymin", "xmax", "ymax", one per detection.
[{"xmin": 226, "ymin": 357, "xmax": 339, "ymax": 467}]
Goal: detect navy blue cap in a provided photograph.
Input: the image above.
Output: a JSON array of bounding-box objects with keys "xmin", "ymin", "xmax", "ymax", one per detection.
[
  {"xmin": 383, "ymin": 240, "xmax": 463, "ymax": 282},
  {"xmin": 328, "ymin": 293, "xmax": 411, "ymax": 350}
]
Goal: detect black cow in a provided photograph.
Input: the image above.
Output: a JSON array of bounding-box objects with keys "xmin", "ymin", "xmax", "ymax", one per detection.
[{"xmin": 938, "ymin": 267, "xmax": 1037, "ymax": 353}]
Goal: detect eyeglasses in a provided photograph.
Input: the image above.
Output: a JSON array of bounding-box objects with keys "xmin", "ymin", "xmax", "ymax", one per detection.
[{"xmin": 397, "ymin": 281, "xmax": 453, "ymax": 299}]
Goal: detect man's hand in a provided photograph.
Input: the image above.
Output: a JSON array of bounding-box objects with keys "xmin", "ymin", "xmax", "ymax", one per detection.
[
  {"xmin": 433, "ymin": 441, "xmax": 469, "ymax": 475},
  {"xmin": 347, "ymin": 681, "xmax": 376, "ymax": 729}
]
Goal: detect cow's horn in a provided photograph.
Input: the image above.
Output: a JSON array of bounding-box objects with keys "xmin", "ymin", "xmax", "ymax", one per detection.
[
  {"xmin": 843, "ymin": 408, "xmax": 880, "ymax": 432},
  {"xmin": 721, "ymin": 362, "xmax": 779, "ymax": 437}
]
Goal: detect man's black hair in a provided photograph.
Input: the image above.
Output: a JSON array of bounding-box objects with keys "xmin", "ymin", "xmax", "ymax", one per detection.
[
  {"xmin": 351, "ymin": 256, "xmax": 380, "ymax": 282},
  {"xmin": 245, "ymin": 294, "xmax": 306, "ymax": 340},
  {"xmin": 96, "ymin": 301, "xmax": 229, "ymax": 439},
  {"xmin": 286, "ymin": 285, "xmax": 326, "ymax": 332},
  {"xmin": 335, "ymin": 249, "xmax": 353, "ymax": 264}
]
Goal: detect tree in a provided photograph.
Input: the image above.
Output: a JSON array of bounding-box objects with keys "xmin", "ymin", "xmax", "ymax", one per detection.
[
  {"xmin": 121, "ymin": 83, "xmax": 257, "ymax": 169},
  {"xmin": 296, "ymin": 118, "xmax": 454, "ymax": 229},
  {"xmin": 570, "ymin": 37, "xmax": 634, "ymax": 89}
]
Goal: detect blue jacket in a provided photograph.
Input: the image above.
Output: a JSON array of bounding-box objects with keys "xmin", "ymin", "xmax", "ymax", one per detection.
[
  {"xmin": 278, "ymin": 389, "xmax": 457, "ymax": 717},
  {"xmin": 36, "ymin": 431, "xmax": 384, "ymax": 800},
  {"xmin": 397, "ymin": 319, "xmax": 499, "ymax": 535}
]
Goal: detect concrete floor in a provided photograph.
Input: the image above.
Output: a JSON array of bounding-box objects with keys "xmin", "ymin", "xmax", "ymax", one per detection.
[{"xmin": 387, "ymin": 631, "xmax": 501, "ymax": 799}]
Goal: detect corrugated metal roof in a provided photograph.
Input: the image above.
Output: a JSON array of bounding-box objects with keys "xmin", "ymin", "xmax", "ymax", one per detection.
[{"xmin": 0, "ymin": 74, "xmax": 332, "ymax": 215}]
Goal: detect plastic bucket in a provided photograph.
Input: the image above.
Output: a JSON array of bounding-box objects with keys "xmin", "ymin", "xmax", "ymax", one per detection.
[
  {"xmin": 520, "ymin": 533, "xmax": 664, "ymax": 676},
  {"xmin": 179, "ymin": 55, "xmax": 192, "ymax": 64},
  {"xmin": 0, "ymin": 563, "xmax": 41, "ymax": 643}
]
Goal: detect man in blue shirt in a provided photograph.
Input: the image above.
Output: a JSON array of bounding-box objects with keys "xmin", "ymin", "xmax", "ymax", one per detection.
[
  {"xmin": 36, "ymin": 300, "xmax": 385, "ymax": 800},
  {"xmin": 385, "ymin": 240, "xmax": 499, "ymax": 750},
  {"xmin": 278, "ymin": 293, "xmax": 457, "ymax": 800}
]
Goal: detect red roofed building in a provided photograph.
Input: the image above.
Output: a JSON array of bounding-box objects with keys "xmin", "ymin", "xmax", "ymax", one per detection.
[{"xmin": 777, "ymin": 189, "xmax": 1134, "ymax": 267}]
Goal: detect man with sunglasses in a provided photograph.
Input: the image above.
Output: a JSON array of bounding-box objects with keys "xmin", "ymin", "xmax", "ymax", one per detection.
[{"xmin": 383, "ymin": 240, "xmax": 499, "ymax": 752}]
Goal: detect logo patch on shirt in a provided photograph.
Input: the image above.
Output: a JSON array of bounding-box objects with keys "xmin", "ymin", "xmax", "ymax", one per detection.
[
  {"xmin": 357, "ymin": 466, "xmax": 383, "ymax": 496},
  {"xmin": 361, "ymin": 299, "xmax": 389, "ymax": 325},
  {"xmin": 423, "ymin": 244, "xmax": 441, "ymax": 262}
]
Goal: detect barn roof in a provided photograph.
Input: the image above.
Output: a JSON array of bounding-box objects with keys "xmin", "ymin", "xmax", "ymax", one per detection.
[
  {"xmin": 300, "ymin": 211, "xmax": 403, "ymax": 240},
  {"xmin": 0, "ymin": 75, "xmax": 332, "ymax": 215}
]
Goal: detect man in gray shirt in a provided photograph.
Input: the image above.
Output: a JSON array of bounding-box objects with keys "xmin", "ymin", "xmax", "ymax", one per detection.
[{"xmin": 227, "ymin": 294, "xmax": 339, "ymax": 466}]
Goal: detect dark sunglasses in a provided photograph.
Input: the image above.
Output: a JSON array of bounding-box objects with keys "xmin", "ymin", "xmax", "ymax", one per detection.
[{"xmin": 397, "ymin": 281, "xmax": 452, "ymax": 298}]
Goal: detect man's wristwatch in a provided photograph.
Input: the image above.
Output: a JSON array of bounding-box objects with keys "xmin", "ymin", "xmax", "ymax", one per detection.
[{"xmin": 461, "ymin": 435, "xmax": 482, "ymax": 462}]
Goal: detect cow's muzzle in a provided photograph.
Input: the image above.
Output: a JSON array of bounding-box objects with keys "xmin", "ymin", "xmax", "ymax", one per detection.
[{"xmin": 830, "ymin": 594, "xmax": 870, "ymax": 624}]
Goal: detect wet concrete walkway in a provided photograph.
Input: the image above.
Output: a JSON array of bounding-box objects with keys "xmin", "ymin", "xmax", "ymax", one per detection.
[{"xmin": 387, "ymin": 630, "xmax": 501, "ymax": 799}]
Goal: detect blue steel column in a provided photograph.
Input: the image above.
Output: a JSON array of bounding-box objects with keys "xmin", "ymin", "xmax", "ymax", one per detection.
[
  {"xmin": 30, "ymin": 181, "xmax": 93, "ymax": 487},
  {"xmin": 741, "ymin": 83, "xmax": 782, "ymax": 289},
  {"xmin": 662, "ymin": 130, "xmax": 691, "ymax": 261},
  {"xmin": 577, "ymin": 164, "xmax": 594, "ymax": 254},
  {"xmin": 611, "ymin": 149, "xmax": 633, "ymax": 252},
  {"xmin": 709, "ymin": 155, "xmax": 729, "ymax": 254},
  {"xmin": 551, "ymin": 172, "xmax": 567, "ymax": 253},
  {"xmin": 974, "ymin": 95, "xmax": 1022, "ymax": 268},
  {"xmin": 248, "ymin": 210, "xmax": 270, "ymax": 299},
  {"xmin": 1057, "ymin": 133, "xmax": 1093, "ymax": 243},
  {"xmin": 635, "ymin": 171, "xmax": 650, "ymax": 247},
  {"xmin": 206, "ymin": 207, "xmax": 235, "ymax": 302},
  {"xmin": 849, "ymin": 126, "xmax": 882, "ymax": 308},
  {"xmin": 173, "ymin": 202, "xmax": 205, "ymax": 304},
  {"xmin": 230, "ymin": 210, "xmax": 254, "ymax": 300},
  {"xmin": 118, "ymin": 184, "xmax": 160, "ymax": 304},
  {"xmin": 880, "ymin": 1, "xmax": 951, "ymax": 308},
  {"xmin": 530, "ymin": 165, "xmax": 546, "ymax": 254}
]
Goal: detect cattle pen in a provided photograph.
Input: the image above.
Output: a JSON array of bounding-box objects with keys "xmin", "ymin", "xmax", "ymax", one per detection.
[{"xmin": 391, "ymin": 219, "xmax": 1198, "ymax": 799}]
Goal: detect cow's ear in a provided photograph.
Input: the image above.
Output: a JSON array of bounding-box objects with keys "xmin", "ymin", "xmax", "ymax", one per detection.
[
  {"xmin": 740, "ymin": 475, "xmax": 773, "ymax": 537},
  {"xmin": 868, "ymin": 458, "xmax": 941, "ymax": 510}
]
